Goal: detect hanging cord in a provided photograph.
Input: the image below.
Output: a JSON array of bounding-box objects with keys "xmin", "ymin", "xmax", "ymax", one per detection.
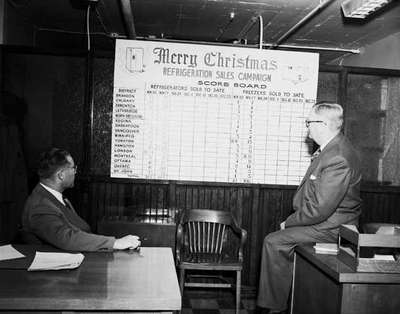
[
  {"xmin": 216, "ymin": 12, "xmax": 235, "ymax": 41},
  {"xmin": 259, "ymin": 15, "xmax": 263, "ymax": 50},
  {"xmin": 86, "ymin": 4, "xmax": 91, "ymax": 51},
  {"xmin": 94, "ymin": 6, "xmax": 108, "ymax": 34}
]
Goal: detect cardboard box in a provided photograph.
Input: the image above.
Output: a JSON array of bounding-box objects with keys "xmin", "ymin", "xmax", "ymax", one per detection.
[{"xmin": 338, "ymin": 224, "xmax": 400, "ymax": 273}]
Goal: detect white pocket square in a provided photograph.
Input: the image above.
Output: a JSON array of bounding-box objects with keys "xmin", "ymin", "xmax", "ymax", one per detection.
[{"xmin": 310, "ymin": 174, "xmax": 317, "ymax": 180}]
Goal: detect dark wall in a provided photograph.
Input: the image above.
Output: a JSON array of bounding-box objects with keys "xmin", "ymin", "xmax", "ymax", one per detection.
[
  {"xmin": 0, "ymin": 52, "xmax": 85, "ymax": 243},
  {"xmin": 92, "ymin": 58, "xmax": 114, "ymax": 174},
  {"xmin": 2, "ymin": 53, "xmax": 85, "ymax": 187}
]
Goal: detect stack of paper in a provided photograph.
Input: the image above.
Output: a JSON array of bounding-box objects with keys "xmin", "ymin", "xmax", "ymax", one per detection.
[
  {"xmin": 373, "ymin": 254, "xmax": 395, "ymax": 261},
  {"xmin": 376, "ymin": 226, "xmax": 396, "ymax": 235},
  {"xmin": 0, "ymin": 245, "xmax": 25, "ymax": 261},
  {"xmin": 28, "ymin": 252, "xmax": 84, "ymax": 271},
  {"xmin": 313, "ymin": 243, "xmax": 338, "ymax": 255}
]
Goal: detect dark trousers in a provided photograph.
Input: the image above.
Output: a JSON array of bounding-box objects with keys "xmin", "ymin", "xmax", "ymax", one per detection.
[{"xmin": 257, "ymin": 225, "xmax": 337, "ymax": 311}]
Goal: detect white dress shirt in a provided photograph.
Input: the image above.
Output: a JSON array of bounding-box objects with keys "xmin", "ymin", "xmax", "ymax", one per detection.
[{"xmin": 40, "ymin": 183, "xmax": 66, "ymax": 206}]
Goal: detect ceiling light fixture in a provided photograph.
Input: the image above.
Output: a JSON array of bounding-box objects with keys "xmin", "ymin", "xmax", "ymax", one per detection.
[{"xmin": 341, "ymin": 0, "xmax": 393, "ymax": 19}]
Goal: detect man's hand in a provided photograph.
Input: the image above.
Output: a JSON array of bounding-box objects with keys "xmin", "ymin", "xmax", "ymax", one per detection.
[
  {"xmin": 113, "ymin": 235, "xmax": 141, "ymax": 250},
  {"xmin": 280, "ymin": 221, "xmax": 286, "ymax": 230}
]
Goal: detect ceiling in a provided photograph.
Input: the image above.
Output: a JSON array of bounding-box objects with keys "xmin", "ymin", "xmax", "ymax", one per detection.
[{"xmin": 5, "ymin": 0, "xmax": 400, "ymax": 64}]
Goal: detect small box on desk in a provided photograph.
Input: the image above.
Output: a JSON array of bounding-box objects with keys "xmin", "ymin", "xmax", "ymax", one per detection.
[{"xmin": 338, "ymin": 224, "xmax": 400, "ymax": 273}]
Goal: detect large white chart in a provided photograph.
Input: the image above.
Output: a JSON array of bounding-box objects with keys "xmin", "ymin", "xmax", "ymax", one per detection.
[{"xmin": 111, "ymin": 40, "xmax": 319, "ymax": 184}]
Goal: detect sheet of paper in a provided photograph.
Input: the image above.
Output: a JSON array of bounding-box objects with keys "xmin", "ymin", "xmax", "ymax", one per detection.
[
  {"xmin": 314, "ymin": 243, "xmax": 338, "ymax": 254},
  {"xmin": 0, "ymin": 244, "xmax": 26, "ymax": 261},
  {"xmin": 314, "ymin": 243, "xmax": 338, "ymax": 250},
  {"xmin": 376, "ymin": 226, "xmax": 395, "ymax": 235},
  {"xmin": 343, "ymin": 224, "xmax": 358, "ymax": 232},
  {"xmin": 28, "ymin": 252, "xmax": 84, "ymax": 271},
  {"xmin": 373, "ymin": 254, "xmax": 395, "ymax": 261}
]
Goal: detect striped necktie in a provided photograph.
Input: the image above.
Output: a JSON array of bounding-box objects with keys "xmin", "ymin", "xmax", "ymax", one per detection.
[
  {"xmin": 63, "ymin": 197, "xmax": 73, "ymax": 210},
  {"xmin": 311, "ymin": 148, "xmax": 321, "ymax": 161}
]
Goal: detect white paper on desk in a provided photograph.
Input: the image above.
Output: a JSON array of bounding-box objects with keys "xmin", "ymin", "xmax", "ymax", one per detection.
[
  {"xmin": 376, "ymin": 226, "xmax": 396, "ymax": 235},
  {"xmin": 313, "ymin": 243, "xmax": 338, "ymax": 254},
  {"xmin": 28, "ymin": 252, "xmax": 84, "ymax": 271},
  {"xmin": 373, "ymin": 254, "xmax": 395, "ymax": 261},
  {"xmin": 0, "ymin": 244, "xmax": 25, "ymax": 261}
]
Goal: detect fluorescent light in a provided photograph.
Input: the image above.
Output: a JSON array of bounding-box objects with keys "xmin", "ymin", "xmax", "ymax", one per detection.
[{"xmin": 341, "ymin": 0, "xmax": 393, "ymax": 19}]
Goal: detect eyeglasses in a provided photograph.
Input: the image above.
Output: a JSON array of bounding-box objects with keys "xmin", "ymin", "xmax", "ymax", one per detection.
[{"xmin": 305, "ymin": 120, "xmax": 326, "ymax": 128}]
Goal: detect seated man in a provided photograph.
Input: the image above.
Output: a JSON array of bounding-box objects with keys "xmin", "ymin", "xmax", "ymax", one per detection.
[
  {"xmin": 22, "ymin": 147, "xmax": 140, "ymax": 251},
  {"xmin": 257, "ymin": 102, "xmax": 362, "ymax": 314}
]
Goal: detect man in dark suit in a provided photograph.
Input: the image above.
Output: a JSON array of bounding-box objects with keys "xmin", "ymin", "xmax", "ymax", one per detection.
[
  {"xmin": 257, "ymin": 102, "xmax": 362, "ymax": 314},
  {"xmin": 22, "ymin": 148, "xmax": 140, "ymax": 251}
]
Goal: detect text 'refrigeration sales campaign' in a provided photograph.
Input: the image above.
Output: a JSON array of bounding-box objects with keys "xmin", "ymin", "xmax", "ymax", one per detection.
[{"xmin": 111, "ymin": 40, "xmax": 319, "ymax": 184}]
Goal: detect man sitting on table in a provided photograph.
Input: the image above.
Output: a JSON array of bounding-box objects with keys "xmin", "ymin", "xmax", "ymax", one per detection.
[
  {"xmin": 257, "ymin": 102, "xmax": 362, "ymax": 314},
  {"xmin": 21, "ymin": 147, "xmax": 140, "ymax": 251}
]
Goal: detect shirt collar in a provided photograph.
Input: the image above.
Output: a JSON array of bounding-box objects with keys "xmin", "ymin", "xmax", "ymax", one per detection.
[
  {"xmin": 319, "ymin": 132, "xmax": 339, "ymax": 151},
  {"xmin": 40, "ymin": 183, "xmax": 65, "ymax": 206}
]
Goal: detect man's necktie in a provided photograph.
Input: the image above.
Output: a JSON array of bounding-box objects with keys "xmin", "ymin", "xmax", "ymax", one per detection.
[
  {"xmin": 311, "ymin": 148, "xmax": 321, "ymax": 161},
  {"xmin": 63, "ymin": 197, "xmax": 73, "ymax": 210}
]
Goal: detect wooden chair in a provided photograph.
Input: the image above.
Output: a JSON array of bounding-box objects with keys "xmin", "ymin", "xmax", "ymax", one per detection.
[{"xmin": 176, "ymin": 209, "xmax": 247, "ymax": 314}]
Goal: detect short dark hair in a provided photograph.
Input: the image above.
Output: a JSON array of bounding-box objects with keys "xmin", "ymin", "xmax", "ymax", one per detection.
[{"xmin": 37, "ymin": 148, "xmax": 71, "ymax": 179}]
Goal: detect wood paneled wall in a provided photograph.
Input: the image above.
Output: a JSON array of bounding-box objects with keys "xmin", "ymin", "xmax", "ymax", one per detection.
[{"xmin": 69, "ymin": 177, "xmax": 400, "ymax": 288}]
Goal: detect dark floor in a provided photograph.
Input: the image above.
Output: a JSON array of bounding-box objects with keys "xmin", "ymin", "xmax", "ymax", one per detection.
[{"xmin": 181, "ymin": 289, "xmax": 257, "ymax": 314}]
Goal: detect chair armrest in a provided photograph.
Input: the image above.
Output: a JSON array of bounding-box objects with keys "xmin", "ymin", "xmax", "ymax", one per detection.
[
  {"xmin": 238, "ymin": 228, "xmax": 247, "ymax": 262},
  {"xmin": 175, "ymin": 223, "xmax": 183, "ymax": 265},
  {"xmin": 230, "ymin": 215, "xmax": 244, "ymax": 235},
  {"xmin": 229, "ymin": 215, "xmax": 247, "ymax": 262}
]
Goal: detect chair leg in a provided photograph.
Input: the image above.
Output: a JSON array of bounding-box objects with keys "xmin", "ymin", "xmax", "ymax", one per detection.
[
  {"xmin": 236, "ymin": 270, "xmax": 241, "ymax": 314},
  {"xmin": 179, "ymin": 268, "xmax": 185, "ymax": 295}
]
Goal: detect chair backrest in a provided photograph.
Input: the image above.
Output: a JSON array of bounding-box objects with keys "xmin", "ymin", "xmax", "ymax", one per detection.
[{"xmin": 179, "ymin": 209, "xmax": 237, "ymax": 254}]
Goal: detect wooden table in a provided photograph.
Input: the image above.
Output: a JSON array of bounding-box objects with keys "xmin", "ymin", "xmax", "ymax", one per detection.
[
  {"xmin": 291, "ymin": 245, "xmax": 400, "ymax": 314},
  {"xmin": 0, "ymin": 246, "xmax": 181, "ymax": 313}
]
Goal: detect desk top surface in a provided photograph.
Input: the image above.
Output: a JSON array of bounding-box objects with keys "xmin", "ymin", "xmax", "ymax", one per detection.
[
  {"xmin": 296, "ymin": 245, "xmax": 400, "ymax": 284},
  {"xmin": 0, "ymin": 246, "xmax": 181, "ymax": 311}
]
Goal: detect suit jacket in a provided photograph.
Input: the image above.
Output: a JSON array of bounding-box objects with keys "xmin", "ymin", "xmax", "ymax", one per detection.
[
  {"xmin": 285, "ymin": 133, "xmax": 362, "ymax": 230},
  {"xmin": 22, "ymin": 184, "xmax": 115, "ymax": 251}
]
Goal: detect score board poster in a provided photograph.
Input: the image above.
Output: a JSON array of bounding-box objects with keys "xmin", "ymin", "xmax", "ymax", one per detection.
[{"xmin": 111, "ymin": 39, "xmax": 319, "ymax": 184}]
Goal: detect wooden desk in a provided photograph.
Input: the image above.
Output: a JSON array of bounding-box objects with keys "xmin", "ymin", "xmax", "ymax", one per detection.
[
  {"xmin": 98, "ymin": 217, "xmax": 177, "ymax": 252},
  {"xmin": 291, "ymin": 245, "xmax": 400, "ymax": 314},
  {"xmin": 0, "ymin": 246, "xmax": 181, "ymax": 313}
]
